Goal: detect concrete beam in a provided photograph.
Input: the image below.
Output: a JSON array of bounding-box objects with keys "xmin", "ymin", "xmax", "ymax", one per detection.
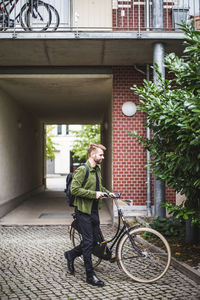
[
  {"xmin": 0, "ymin": 31, "xmax": 185, "ymax": 40},
  {"xmin": 0, "ymin": 67, "xmax": 113, "ymax": 75}
]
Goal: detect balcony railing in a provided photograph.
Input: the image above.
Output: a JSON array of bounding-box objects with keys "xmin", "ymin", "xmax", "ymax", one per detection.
[{"xmin": 0, "ymin": 0, "xmax": 199, "ymax": 33}]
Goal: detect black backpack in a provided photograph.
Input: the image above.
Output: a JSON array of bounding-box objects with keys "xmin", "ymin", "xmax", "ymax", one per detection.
[{"xmin": 64, "ymin": 164, "xmax": 89, "ymax": 207}]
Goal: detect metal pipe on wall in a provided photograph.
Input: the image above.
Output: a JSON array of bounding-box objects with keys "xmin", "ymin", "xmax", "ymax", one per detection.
[
  {"xmin": 134, "ymin": 65, "xmax": 152, "ymax": 216},
  {"xmin": 153, "ymin": 42, "xmax": 166, "ymax": 218},
  {"xmin": 146, "ymin": 64, "xmax": 152, "ymax": 217},
  {"xmin": 152, "ymin": 0, "xmax": 166, "ymax": 218},
  {"xmin": 146, "ymin": 0, "xmax": 150, "ymax": 31},
  {"xmin": 70, "ymin": 0, "xmax": 73, "ymax": 30}
]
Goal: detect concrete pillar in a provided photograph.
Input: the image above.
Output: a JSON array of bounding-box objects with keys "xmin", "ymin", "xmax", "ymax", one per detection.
[{"xmin": 153, "ymin": 1, "xmax": 166, "ymax": 217}]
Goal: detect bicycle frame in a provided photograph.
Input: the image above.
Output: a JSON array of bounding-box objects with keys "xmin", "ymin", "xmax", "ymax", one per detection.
[
  {"xmin": 0, "ymin": 0, "xmax": 42, "ymax": 18},
  {"xmin": 0, "ymin": 0, "xmax": 20, "ymax": 15},
  {"xmin": 102, "ymin": 195, "xmax": 142, "ymax": 259}
]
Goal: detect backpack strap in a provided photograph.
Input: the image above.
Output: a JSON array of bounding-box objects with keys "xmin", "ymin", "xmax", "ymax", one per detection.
[{"xmin": 82, "ymin": 164, "xmax": 89, "ymax": 187}]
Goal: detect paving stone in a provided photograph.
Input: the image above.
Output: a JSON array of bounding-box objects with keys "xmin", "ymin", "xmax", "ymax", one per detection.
[{"xmin": 0, "ymin": 225, "xmax": 200, "ymax": 300}]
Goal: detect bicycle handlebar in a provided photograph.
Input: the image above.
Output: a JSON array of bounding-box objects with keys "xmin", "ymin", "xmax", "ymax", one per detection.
[
  {"xmin": 102, "ymin": 193, "xmax": 132, "ymax": 206},
  {"xmin": 101, "ymin": 192, "xmax": 121, "ymax": 199}
]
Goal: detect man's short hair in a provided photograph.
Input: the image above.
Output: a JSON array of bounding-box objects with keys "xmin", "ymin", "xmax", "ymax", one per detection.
[{"xmin": 88, "ymin": 143, "xmax": 106, "ymax": 156}]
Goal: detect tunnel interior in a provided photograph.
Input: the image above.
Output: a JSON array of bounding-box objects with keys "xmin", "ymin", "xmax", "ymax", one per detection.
[{"xmin": 0, "ymin": 72, "xmax": 113, "ymax": 223}]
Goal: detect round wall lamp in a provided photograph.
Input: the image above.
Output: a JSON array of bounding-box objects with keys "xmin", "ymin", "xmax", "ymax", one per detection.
[{"xmin": 122, "ymin": 101, "xmax": 137, "ymax": 117}]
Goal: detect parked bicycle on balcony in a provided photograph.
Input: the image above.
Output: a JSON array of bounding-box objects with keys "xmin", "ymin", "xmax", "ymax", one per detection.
[{"xmin": 0, "ymin": 0, "xmax": 59, "ymax": 32}]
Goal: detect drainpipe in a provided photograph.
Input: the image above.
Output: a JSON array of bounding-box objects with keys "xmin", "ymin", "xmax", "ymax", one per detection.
[
  {"xmin": 134, "ymin": 65, "xmax": 152, "ymax": 216},
  {"xmin": 153, "ymin": 43, "xmax": 166, "ymax": 218},
  {"xmin": 153, "ymin": 0, "xmax": 166, "ymax": 218},
  {"xmin": 146, "ymin": 0, "xmax": 150, "ymax": 31},
  {"xmin": 146, "ymin": 65, "xmax": 152, "ymax": 216},
  {"xmin": 70, "ymin": 0, "xmax": 73, "ymax": 30}
]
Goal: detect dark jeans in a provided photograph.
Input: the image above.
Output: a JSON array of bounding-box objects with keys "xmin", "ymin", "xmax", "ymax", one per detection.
[{"xmin": 69, "ymin": 209, "xmax": 100, "ymax": 276}]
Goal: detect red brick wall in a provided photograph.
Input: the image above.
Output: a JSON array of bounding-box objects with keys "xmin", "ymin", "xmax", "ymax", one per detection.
[
  {"xmin": 113, "ymin": 3, "xmax": 145, "ymax": 30},
  {"xmin": 112, "ymin": 66, "xmax": 176, "ymax": 206},
  {"xmin": 112, "ymin": 1, "xmax": 174, "ymax": 31}
]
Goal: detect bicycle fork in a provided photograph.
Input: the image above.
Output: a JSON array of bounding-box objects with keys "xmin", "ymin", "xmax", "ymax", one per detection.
[
  {"xmin": 126, "ymin": 226, "xmax": 148, "ymax": 258},
  {"xmin": 31, "ymin": 6, "xmax": 43, "ymax": 20},
  {"xmin": 29, "ymin": 1, "xmax": 45, "ymax": 20}
]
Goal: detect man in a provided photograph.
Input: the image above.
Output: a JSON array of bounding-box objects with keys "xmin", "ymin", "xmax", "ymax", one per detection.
[{"xmin": 64, "ymin": 143, "xmax": 114, "ymax": 287}]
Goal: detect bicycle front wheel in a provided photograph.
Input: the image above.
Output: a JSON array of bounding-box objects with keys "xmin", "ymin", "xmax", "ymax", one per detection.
[
  {"xmin": 70, "ymin": 226, "xmax": 102, "ymax": 269},
  {"xmin": 117, "ymin": 227, "xmax": 171, "ymax": 283},
  {"xmin": 46, "ymin": 4, "xmax": 60, "ymax": 31},
  {"xmin": 25, "ymin": 1, "xmax": 51, "ymax": 31}
]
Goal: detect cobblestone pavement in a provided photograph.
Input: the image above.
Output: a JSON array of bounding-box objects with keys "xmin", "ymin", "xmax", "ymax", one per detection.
[{"xmin": 0, "ymin": 225, "xmax": 200, "ymax": 300}]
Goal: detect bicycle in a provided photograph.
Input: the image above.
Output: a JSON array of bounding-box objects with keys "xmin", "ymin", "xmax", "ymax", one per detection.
[
  {"xmin": 70, "ymin": 193, "xmax": 171, "ymax": 284},
  {"xmin": 0, "ymin": 0, "xmax": 59, "ymax": 32}
]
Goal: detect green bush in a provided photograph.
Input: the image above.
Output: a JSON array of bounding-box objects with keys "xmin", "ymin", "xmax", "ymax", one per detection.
[
  {"xmin": 162, "ymin": 202, "xmax": 200, "ymax": 227},
  {"xmin": 149, "ymin": 216, "xmax": 184, "ymax": 237}
]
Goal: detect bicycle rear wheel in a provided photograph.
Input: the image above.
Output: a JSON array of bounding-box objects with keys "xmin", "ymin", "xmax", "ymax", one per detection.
[
  {"xmin": 25, "ymin": 1, "xmax": 51, "ymax": 31},
  {"xmin": 117, "ymin": 227, "xmax": 171, "ymax": 283},
  {"xmin": 70, "ymin": 226, "xmax": 102, "ymax": 268}
]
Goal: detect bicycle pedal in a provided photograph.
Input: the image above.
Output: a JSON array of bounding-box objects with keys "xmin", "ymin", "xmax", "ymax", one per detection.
[{"xmin": 110, "ymin": 256, "xmax": 117, "ymax": 263}]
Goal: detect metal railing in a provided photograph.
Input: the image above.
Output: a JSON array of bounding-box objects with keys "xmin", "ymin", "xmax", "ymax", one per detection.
[{"xmin": 0, "ymin": 0, "xmax": 199, "ymax": 33}]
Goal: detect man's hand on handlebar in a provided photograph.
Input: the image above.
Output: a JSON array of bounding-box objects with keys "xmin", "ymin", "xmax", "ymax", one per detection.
[
  {"xmin": 109, "ymin": 192, "xmax": 117, "ymax": 198},
  {"xmin": 96, "ymin": 192, "xmax": 120, "ymax": 199},
  {"xmin": 96, "ymin": 191, "xmax": 106, "ymax": 199}
]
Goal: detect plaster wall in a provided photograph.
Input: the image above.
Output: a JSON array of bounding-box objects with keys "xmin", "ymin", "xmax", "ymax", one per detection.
[
  {"xmin": 0, "ymin": 89, "xmax": 44, "ymax": 217},
  {"xmin": 101, "ymin": 92, "xmax": 113, "ymax": 217}
]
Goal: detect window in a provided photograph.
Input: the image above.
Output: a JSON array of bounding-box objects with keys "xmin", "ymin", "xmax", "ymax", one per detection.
[
  {"xmin": 57, "ymin": 125, "xmax": 62, "ymax": 135},
  {"xmin": 66, "ymin": 125, "xmax": 69, "ymax": 135}
]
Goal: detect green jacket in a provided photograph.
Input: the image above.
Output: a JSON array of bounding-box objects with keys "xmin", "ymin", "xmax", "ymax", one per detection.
[{"xmin": 71, "ymin": 160, "xmax": 110, "ymax": 215}]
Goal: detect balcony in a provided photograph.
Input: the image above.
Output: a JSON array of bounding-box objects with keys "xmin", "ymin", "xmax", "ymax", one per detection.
[
  {"xmin": 0, "ymin": 0, "xmax": 199, "ymax": 67},
  {"xmin": 0, "ymin": 0, "xmax": 199, "ymax": 35}
]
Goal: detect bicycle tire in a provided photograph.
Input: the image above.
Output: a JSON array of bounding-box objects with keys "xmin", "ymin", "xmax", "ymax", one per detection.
[
  {"xmin": 70, "ymin": 226, "xmax": 102, "ymax": 269},
  {"xmin": 24, "ymin": 1, "xmax": 52, "ymax": 31},
  {"xmin": 20, "ymin": 4, "xmax": 29, "ymax": 31},
  {"xmin": 0, "ymin": 23, "xmax": 6, "ymax": 31},
  {"xmin": 0, "ymin": 15, "xmax": 8, "ymax": 31},
  {"xmin": 46, "ymin": 4, "xmax": 60, "ymax": 31},
  {"xmin": 117, "ymin": 227, "xmax": 171, "ymax": 283}
]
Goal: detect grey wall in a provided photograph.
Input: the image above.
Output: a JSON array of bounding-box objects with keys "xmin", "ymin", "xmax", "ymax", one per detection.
[
  {"xmin": 0, "ymin": 89, "xmax": 44, "ymax": 217},
  {"xmin": 101, "ymin": 86, "xmax": 113, "ymax": 217}
]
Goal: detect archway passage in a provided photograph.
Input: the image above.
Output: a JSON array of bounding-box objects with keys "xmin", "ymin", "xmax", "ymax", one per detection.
[
  {"xmin": 0, "ymin": 72, "xmax": 112, "ymax": 123},
  {"xmin": 0, "ymin": 71, "xmax": 113, "ymax": 225}
]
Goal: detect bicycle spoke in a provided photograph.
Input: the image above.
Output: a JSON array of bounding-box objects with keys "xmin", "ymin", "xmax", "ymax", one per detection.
[{"xmin": 36, "ymin": 11, "xmax": 44, "ymax": 22}]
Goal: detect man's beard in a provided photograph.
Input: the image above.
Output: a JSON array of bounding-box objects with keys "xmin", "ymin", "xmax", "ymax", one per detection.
[{"xmin": 94, "ymin": 158, "xmax": 102, "ymax": 164}]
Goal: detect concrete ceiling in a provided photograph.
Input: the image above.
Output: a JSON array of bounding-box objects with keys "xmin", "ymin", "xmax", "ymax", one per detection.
[
  {"xmin": 0, "ymin": 34, "xmax": 185, "ymax": 124},
  {"xmin": 0, "ymin": 74, "xmax": 113, "ymax": 123},
  {"xmin": 0, "ymin": 38, "xmax": 185, "ymax": 66}
]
